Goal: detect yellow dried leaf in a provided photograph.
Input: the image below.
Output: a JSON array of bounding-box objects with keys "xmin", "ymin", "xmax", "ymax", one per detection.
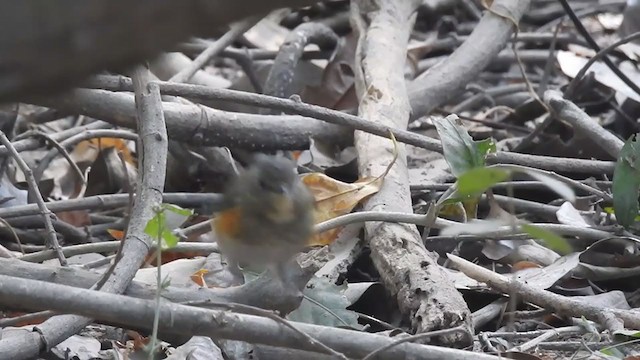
[
  {"xmin": 190, "ymin": 269, "xmax": 209, "ymax": 287},
  {"xmin": 303, "ymin": 131, "xmax": 399, "ymax": 246},
  {"xmin": 75, "ymin": 137, "xmax": 136, "ymax": 165},
  {"xmin": 302, "ymin": 173, "xmax": 382, "ymax": 246}
]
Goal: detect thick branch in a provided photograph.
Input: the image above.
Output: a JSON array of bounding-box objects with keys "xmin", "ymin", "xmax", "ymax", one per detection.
[
  {"xmin": 351, "ymin": 0, "xmax": 472, "ymax": 346},
  {"xmin": 0, "ymin": 275, "xmax": 504, "ymax": 360},
  {"xmin": 0, "ymin": 66, "xmax": 169, "ymax": 359},
  {"xmin": 408, "ymin": 0, "xmax": 531, "ymax": 118},
  {"xmin": 0, "ymin": 257, "xmax": 311, "ymax": 314},
  {"xmin": 74, "ymin": 75, "xmax": 616, "ymax": 174},
  {"xmin": 27, "ymin": 88, "xmax": 351, "ymax": 151}
]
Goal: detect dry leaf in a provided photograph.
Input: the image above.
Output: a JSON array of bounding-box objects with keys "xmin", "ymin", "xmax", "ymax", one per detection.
[
  {"xmin": 302, "ymin": 31, "xmax": 358, "ymax": 110},
  {"xmin": 557, "ymin": 50, "xmax": 640, "ymax": 103},
  {"xmin": 107, "ymin": 229, "xmax": 125, "ymax": 240},
  {"xmin": 302, "ymin": 132, "xmax": 398, "ymax": 246},
  {"xmin": 83, "ymin": 137, "xmax": 135, "ymax": 165},
  {"xmin": 190, "ymin": 269, "xmax": 209, "ymax": 287},
  {"xmin": 123, "ymin": 330, "xmax": 149, "ymax": 351},
  {"xmin": 302, "ymin": 172, "xmax": 382, "ymax": 246},
  {"xmin": 511, "ymin": 261, "xmax": 542, "ymax": 272}
]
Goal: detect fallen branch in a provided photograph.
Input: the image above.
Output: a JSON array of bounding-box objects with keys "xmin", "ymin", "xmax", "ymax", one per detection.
[
  {"xmin": 349, "ymin": 0, "xmax": 472, "ymax": 345},
  {"xmin": 0, "ymin": 65, "xmax": 170, "ymax": 359},
  {"xmin": 448, "ymin": 254, "xmax": 639, "ymax": 332},
  {"xmin": 0, "ymin": 274, "xmax": 505, "ymax": 360}
]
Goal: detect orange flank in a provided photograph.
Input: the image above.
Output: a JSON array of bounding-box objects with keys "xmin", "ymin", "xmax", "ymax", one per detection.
[{"xmin": 212, "ymin": 207, "xmax": 243, "ymax": 238}]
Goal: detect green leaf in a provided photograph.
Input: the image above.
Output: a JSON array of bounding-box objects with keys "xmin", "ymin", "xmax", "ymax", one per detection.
[
  {"xmin": 456, "ymin": 167, "xmax": 510, "ymax": 197},
  {"xmin": 434, "ymin": 115, "xmax": 496, "ymax": 177},
  {"xmin": 476, "ymin": 138, "xmax": 497, "ymax": 159},
  {"xmin": 161, "ymin": 230, "xmax": 180, "ymax": 248},
  {"xmin": 160, "ymin": 203, "xmax": 194, "ymax": 230},
  {"xmin": 603, "ymin": 207, "xmax": 640, "ymax": 221},
  {"xmin": 144, "ymin": 211, "xmax": 165, "ymax": 239},
  {"xmin": 144, "ymin": 203, "xmax": 194, "ymax": 249},
  {"xmin": 613, "ymin": 134, "xmax": 640, "ymax": 228},
  {"xmin": 521, "ymin": 224, "xmax": 572, "ymax": 254},
  {"xmin": 287, "ymin": 276, "xmax": 361, "ymax": 329},
  {"xmin": 613, "ymin": 328, "xmax": 640, "ymax": 340},
  {"xmin": 597, "ymin": 347, "xmax": 625, "ymax": 358}
]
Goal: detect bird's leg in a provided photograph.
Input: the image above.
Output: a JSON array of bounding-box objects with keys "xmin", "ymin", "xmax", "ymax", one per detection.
[
  {"xmin": 267, "ymin": 260, "xmax": 304, "ymax": 298},
  {"xmin": 269, "ymin": 262, "xmax": 289, "ymax": 285},
  {"xmin": 225, "ymin": 258, "xmax": 245, "ymax": 285}
]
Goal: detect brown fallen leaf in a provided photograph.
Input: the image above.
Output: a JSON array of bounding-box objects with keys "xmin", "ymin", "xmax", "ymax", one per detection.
[
  {"xmin": 107, "ymin": 229, "xmax": 125, "ymax": 240},
  {"xmin": 302, "ymin": 172, "xmax": 383, "ymax": 246},
  {"xmin": 302, "ymin": 132, "xmax": 398, "ymax": 246},
  {"xmin": 190, "ymin": 269, "xmax": 209, "ymax": 287},
  {"xmin": 511, "ymin": 261, "xmax": 542, "ymax": 272},
  {"xmin": 81, "ymin": 137, "xmax": 136, "ymax": 165}
]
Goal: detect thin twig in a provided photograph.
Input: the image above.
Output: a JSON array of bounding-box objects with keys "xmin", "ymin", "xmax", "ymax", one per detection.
[
  {"xmin": 5, "ymin": 120, "xmax": 112, "ymax": 154},
  {"xmin": 558, "ymin": 0, "xmax": 640, "ymax": 98},
  {"xmin": 448, "ymin": 254, "xmax": 640, "ymax": 330},
  {"xmin": 83, "ymin": 75, "xmax": 617, "ymax": 174},
  {"xmin": 314, "ymin": 211, "xmax": 612, "ymax": 241},
  {"xmin": 174, "ymin": 220, "xmax": 212, "ymax": 240},
  {"xmin": 0, "ymin": 131, "xmax": 67, "ymax": 266},
  {"xmin": 494, "ymin": 163, "xmax": 612, "ymax": 201},
  {"xmin": 149, "ymin": 205, "xmax": 164, "ymax": 359},
  {"xmin": 537, "ymin": 23, "xmax": 562, "ymax": 98},
  {"xmin": 33, "ymin": 129, "xmax": 138, "ymax": 184},
  {"xmin": 31, "ymin": 131, "xmax": 86, "ymax": 185},
  {"xmin": 301, "ymin": 295, "xmax": 352, "ymax": 328},
  {"xmin": 0, "ymin": 192, "xmax": 220, "ymax": 219},
  {"xmin": 182, "ymin": 300, "xmax": 348, "ymax": 360},
  {"xmin": 169, "ymin": 16, "xmax": 261, "ymax": 83},
  {"xmin": 0, "ymin": 216, "xmax": 22, "ymax": 256},
  {"xmin": 315, "ymin": 211, "xmax": 429, "ymax": 234},
  {"xmin": 362, "ymin": 326, "xmax": 470, "ymax": 360},
  {"xmin": 511, "ymin": 30, "xmax": 550, "ymax": 114},
  {"xmin": 19, "ymin": 240, "xmax": 218, "ymax": 263},
  {"xmin": 82, "ymin": 254, "xmax": 115, "ymax": 269},
  {"xmin": 353, "ymin": 311, "xmax": 399, "ymax": 331},
  {"xmin": 565, "ymin": 31, "xmax": 640, "ymax": 98}
]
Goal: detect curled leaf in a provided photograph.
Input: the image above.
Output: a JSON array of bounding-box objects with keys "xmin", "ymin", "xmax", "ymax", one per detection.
[
  {"xmin": 434, "ymin": 114, "xmax": 496, "ymax": 177},
  {"xmin": 302, "ymin": 173, "xmax": 382, "ymax": 245},
  {"xmin": 303, "ymin": 131, "xmax": 398, "ymax": 245}
]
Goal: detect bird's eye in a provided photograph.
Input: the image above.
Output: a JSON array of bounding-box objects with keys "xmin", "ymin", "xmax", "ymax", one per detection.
[
  {"xmin": 258, "ymin": 179, "xmax": 270, "ymax": 190},
  {"xmin": 259, "ymin": 178, "xmax": 286, "ymax": 194}
]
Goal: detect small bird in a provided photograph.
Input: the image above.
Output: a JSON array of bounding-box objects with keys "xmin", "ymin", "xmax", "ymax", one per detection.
[{"xmin": 211, "ymin": 154, "xmax": 315, "ymax": 282}]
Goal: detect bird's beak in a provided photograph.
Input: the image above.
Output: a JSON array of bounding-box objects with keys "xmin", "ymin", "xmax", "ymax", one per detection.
[{"xmin": 279, "ymin": 183, "xmax": 291, "ymax": 196}]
